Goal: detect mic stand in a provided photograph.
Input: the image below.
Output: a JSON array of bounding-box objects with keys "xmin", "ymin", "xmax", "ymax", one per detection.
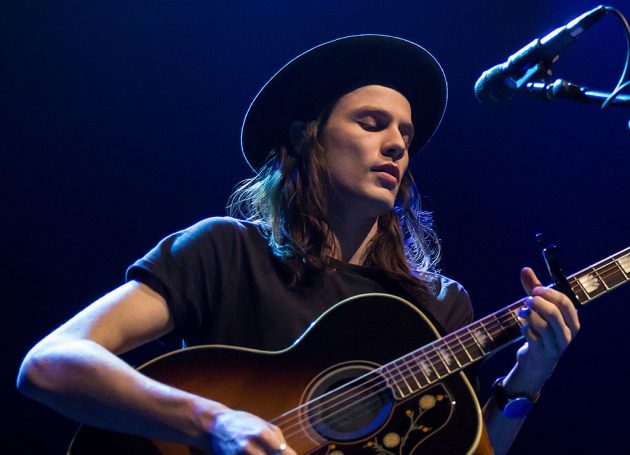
[{"xmin": 525, "ymin": 78, "xmax": 630, "ymax": 108}]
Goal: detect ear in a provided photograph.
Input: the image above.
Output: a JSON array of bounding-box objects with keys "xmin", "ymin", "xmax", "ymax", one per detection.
[{"xmin": 289, "ymin": 121, "xmax": 307, "ymax": 152}]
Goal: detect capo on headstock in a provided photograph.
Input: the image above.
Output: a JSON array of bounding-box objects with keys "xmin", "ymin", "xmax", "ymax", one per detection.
[{"xmin": 536, "ymin": 233, "xmax": 580, "ymax": 309}]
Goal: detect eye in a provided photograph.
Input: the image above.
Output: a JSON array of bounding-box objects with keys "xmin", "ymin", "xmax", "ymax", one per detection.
[
  {"xmin": 400, "ymin": 127, "xmax": 414, "ymax": 148},
  {"xmin": 358, "ymin": 116, "xmax": 382, "ymax": 131},
  {"xmin": 359, "ymin": 122, "xmax": 379, "ymax": 131}
]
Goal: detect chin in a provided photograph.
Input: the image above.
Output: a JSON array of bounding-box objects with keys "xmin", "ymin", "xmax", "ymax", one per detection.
[{"xmin": 363, "ymin": 195, "xmax": 397, "ymax": 218}]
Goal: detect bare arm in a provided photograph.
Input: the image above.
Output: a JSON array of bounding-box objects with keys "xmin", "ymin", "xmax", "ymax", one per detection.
[{"xmin": 17, "ymin": 281, "xmax": 295, "ymax": 454}]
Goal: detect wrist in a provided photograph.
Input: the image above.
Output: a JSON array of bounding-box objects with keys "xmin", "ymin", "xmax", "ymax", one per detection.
[
  {"xmin": 492, "ymin": 376, "xmax": 539, "ymax": 419},
  {"xmin": 187, "ymin": 396, "xmax": 230, "ymax": 449},
  {"xmin": 502, "ymin": 362, "xmax": 548, "ymax": 398}
]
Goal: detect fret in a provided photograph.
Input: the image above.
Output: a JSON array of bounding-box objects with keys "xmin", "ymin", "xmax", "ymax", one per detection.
[
  {"xmin": 381, "ymin": 364, "xmax": 405, "ymax": 399},
  {"xmin": 613, "ymin": 261, "xmax": 630, "ymax": 280},
  {"xmin": 461, "ymin": 328, "xmax": 484, "ymax": 360},
  {"xmin": 417, "ymin": 351, "xmax": 440, "ymax": 382},
  {"xmin": 409, "ymin": 354, "xmax": 431, "ymax": 386},
  {"xmin": 469, "ymin": 324, "xmax": 492, "ymax": 353},
  {"xmin": 403, "ymin": 358, "xmax": 423, "ymax": 390},
  {"xmin": 506, "ymin": 306, "xmax": 523, "ymax": 327},
  {"xmin": 570, "ymin": 276, "xmax": 590, "ymax": 304},
  {"xmin": 434, "ymin": 341, "xmax": 455, "ymax": 372},
  {"xmin": 579, "ymin": 268, "xmax": 607, "ymax": 299},
  {"xmin": 592, "ymin": 267, "xmax": 610, "ymax": 290},
  {"xmin": 428, "ymin": 346, "xmax": 450, "ymax": 377},
  {"xmin": 600, "ymin": 258, "xmax": 629, "ymax": 288},
  {"xmin": 399, "ymin": 354, "xmax": 422, "ymax": 391},
  {"xmin": 376, "ymin": 247, "xmax": 630, "ymax": 406},
  {"xmin": 568, "ymin": 249, "xmax": 630, "ymax": 305},
  {"xmin": 451, "ymin": 331, "xmax": 474, "ymax": 365},
  {"xmin": 443, "ymin": 338, "xmax": 463, "ymax": 369},
  {"xmin": 488, "ymin": 313, "xmax": 507, "ymax": 341},
  {"xmin": 488, "ymin": 309, "xmax": 523, "ymax": 347},
  {"xmin": 392, "ymin": 360, "xmax": 413, "ymax": 396},
  {"xmin": 617, "ymin": 254, "xmax": 630, "ymax": 278},
  {"xmin": 479, "ymin": 319, "xmax": 496, "ymax": 344}
]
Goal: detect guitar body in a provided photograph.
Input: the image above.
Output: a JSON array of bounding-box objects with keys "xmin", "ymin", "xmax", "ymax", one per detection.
[{"xmin": 69, "ymin": 294, "xmax": 487, "ymax": 454}]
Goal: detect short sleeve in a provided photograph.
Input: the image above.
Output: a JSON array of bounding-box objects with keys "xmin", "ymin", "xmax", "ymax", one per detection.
[
  {"xmin": 420, "ymin": 274, "xmax": 474, "ymax": 334},
  {"xmin": 126, "ymin": 217, "xmax": 242, "ymax": 338}
]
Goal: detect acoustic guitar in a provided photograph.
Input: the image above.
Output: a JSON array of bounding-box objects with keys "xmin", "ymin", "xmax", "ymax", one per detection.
[{"xmin": 68, "ymin": 246, "xmax": 629, "ymax": 454}]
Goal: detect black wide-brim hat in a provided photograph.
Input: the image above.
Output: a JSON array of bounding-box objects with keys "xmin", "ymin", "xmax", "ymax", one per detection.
[{"xmin": 241, "ymin": 34, "xmax": 448, "ymax": 172}]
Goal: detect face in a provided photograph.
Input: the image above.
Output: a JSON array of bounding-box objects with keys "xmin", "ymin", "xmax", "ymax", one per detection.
[{"xmin": 320, "ymin": 85, "xmax": 413, "ymax": 220}]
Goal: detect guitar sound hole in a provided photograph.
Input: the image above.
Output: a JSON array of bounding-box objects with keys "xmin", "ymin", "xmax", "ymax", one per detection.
[{"xmin": 307, "ymin": 363, "xmax": 393, "ymax": 442}]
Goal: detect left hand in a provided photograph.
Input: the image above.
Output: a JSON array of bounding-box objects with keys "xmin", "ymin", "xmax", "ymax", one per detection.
[{"xmin": 510, "ymin": 267, "xmax": 580, "ymax": 393}]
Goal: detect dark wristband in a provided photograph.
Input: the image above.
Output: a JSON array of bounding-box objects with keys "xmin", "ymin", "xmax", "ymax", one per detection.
[{"xmin": 492, "ymin": 376, "xmax": 539, "ymax": 418}]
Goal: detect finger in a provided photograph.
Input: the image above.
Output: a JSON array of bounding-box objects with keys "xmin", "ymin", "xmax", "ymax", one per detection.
[
  {"xmin": 519, "ymin": 301, "xmax": 548, "ymax": 345},
  {"xmin": 520, "ymin": 267, "xmax": 543, "ymax": 295},
  {"xmin": 532, "ymin": 286, "xmax": 580, "ymax": 336},
  {"xmin": 270, "ymin": 424, "xmax": 285, "ymax": 441},
  {"xmin": 521, "ymin": 328, "xmax": 545, "ymax": 356},
  {"xmin": 518, "ymin": 305, "xmax": 546, "ymax": 357},
  {"xmin": 251, "ymin": 425, "xmax": 289, "ymax": 455},
  {"xmin": 241, "ymin": 440, "xmax": 283, "ymax": 455},
  {"xmin": 527, "ymin": 295, "xmax": 571, "ymax": 353},
  {"xmin": 521, "ymin": 268, "xmax": 579, "ymax": 343},
  {"xmin": 270, "ymin": 426, "xmax": 297, "ymax": 455},
  {"xmin": 241, "ymin": 444, "xmax": 266, "ymax": 455}
]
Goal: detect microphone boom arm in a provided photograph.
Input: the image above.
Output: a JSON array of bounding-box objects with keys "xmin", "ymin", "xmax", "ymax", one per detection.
[{"xmin": 525, "ymin": 79, "xmax": 630, "ymax": 107}]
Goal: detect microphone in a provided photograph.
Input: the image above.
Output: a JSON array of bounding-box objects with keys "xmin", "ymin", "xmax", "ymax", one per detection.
[{"xmin": 474, "ymin": 5, "xmax": 608, "ymax": 106}]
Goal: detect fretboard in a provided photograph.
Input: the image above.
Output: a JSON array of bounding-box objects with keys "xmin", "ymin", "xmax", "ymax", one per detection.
[{"xmin": 380, "ymin": 246, "xmax": 630, "ymax": 399}]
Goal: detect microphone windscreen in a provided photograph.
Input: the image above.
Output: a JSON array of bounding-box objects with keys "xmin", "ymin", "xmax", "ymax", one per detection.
[{"xmin": 474, "ymin": 64, "xmax": 518, "ymax": 106}]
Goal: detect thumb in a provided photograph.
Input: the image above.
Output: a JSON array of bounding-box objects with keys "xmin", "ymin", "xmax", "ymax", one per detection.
[{"xmin": 520, "ymin": 267, "xmax": 543, "ymax": 295}]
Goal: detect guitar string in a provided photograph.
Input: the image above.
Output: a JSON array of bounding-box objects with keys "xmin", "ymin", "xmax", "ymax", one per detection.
[
  {"xmin": 272, "ymin": 307, "xmax": 525, "ymax": 439},
  {"xmin": 276, "ymin": 289, "xmax": 594, "ymax": 444},
  {"xmin": 567, "ymin": 256, "xmax": 629, "ymax": 298},
  {"xmin": 389, "ymin": 256, "xmax": 629, "ymax": 394},
  {"xmin": 274, "ymin": 260, "xmax": 630, "ymax": 441},
  {"xmin": 275, "ymin": 256, "xmax": 630, "ymax": 441},
  {"xmin": 274, "ymin": 257, "xmax": 630, "ymax": 445},
  {"xmin": 273, "ymin": 257, "xmax": 628, "ymax": 442},
  {"xmin": 570, "ymin": 252, "xmax": 629, "ymax": 289},
  {"xmin": 275, "ymin": 260, "xmax": 627, "ymax": 442},
  {"xmin": 277, "ymin": 290, "xmax": 592, "ymax": 443},
  {"xmin": 276, "ymin": 260, "xmax": 629, "ymax": 442},
  {"xmin": 274, "ymin": 313, "xmax": 522, "ymax": 444}
]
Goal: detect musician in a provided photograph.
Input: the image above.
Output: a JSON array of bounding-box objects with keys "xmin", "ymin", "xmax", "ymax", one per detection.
[{"xmin": 17, "ymin": 35, "xmax": 579, "ymax": 454}]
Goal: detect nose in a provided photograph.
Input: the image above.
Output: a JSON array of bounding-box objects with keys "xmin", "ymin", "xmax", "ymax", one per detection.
[{"xmin": 382, "ymin": 128, "xmax": 407, "ymax": 162}]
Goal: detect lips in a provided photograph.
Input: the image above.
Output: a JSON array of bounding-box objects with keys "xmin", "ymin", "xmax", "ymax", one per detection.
[{"xmin": 372, "ymin": 163, "xmax": 400, "ymax": 183}]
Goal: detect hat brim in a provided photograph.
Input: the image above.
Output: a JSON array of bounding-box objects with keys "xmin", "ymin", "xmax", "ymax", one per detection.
[{"xmin": 241, "ymin": 34, "xmax": 448, "ymax": 172}]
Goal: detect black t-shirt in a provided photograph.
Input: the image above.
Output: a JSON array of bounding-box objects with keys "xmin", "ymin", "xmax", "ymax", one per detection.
[{"xmin": 127, "ymin": 217, "xmax": 473, "ymax": 351}]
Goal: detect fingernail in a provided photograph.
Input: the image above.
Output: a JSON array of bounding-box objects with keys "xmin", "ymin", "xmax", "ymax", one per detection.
[
  {"xmin": 518, "ymin": 306, "xmax": 530, "ymax": 317},
  {"xmin": 525, "ymin": 296, "xmax": 534, "ymax": 308}
]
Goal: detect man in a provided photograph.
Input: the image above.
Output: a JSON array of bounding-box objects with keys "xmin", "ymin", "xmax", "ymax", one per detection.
[{"xmin": 17, "ymin": 35, "xmax": 579, "ymax": 454}]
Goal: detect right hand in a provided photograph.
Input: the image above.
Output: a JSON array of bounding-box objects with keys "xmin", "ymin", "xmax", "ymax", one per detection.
[{"xmin": 209, "ymin": 408, "xmax": 297, "ymax": 455}]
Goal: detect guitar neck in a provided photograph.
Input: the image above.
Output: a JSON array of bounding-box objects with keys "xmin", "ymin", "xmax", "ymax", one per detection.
[
  {"xmin": 380, "ymin": 246, "xmax": 630, "ymax": 399},
  {"xmin": 567, "ymin": 246, "xmax": 630, "ymax": 305}
]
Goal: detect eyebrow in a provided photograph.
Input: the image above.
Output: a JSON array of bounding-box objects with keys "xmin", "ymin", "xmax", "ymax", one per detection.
[{"xmin": 351, "ymin": 105, "xmax": 415, "ymax": 135}]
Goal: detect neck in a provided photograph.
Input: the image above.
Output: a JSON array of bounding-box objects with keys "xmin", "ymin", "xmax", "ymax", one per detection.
[{"xmin": 328, "ymin": 215, "xmax": 379, "ymax": 265}]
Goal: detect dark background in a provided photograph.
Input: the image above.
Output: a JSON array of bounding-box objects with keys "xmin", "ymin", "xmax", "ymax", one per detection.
[{"xmin": 3, "ymin": 1, "xmax": 629, "ymax": 453}]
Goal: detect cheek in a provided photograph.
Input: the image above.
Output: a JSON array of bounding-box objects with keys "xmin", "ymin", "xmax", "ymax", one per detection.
[
  {"xmin": 323, "ymin": 136, "xmax": 367, "ymax": 170},
  {"xmin": 398, "ymin": 152, "xmax": 410, "ymax": 172}
]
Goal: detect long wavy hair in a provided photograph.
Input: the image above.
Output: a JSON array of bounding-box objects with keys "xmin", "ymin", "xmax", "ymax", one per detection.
[{"xmin": 227, "ymin": 110, "xmax": 441, "ymax": 297}]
